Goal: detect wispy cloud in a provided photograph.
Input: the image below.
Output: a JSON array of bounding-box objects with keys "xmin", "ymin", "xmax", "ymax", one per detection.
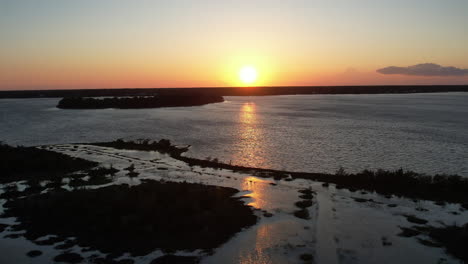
[{"xmin": 377, "ymin": 63, "xmax": 468, "ymax": 77}]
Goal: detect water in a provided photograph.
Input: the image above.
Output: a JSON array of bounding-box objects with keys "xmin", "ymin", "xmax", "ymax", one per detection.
[{"xmin": 1, "ymin": 93, "xmax": 467, "ymax": 176}]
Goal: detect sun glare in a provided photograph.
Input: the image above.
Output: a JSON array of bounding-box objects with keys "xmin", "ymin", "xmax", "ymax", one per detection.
[{"xmin": 239, "ymin": 66, "xmax": 258, "ymax": 85}]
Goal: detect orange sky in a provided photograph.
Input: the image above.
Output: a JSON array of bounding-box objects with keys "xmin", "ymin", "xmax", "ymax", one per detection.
[{"xmin": 1, "ymin": 1, "xmax": 467, "ymax": 90}]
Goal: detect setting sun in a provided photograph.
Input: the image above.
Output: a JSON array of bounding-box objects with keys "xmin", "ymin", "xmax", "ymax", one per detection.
[
  {"xmin": 239, "ymin": 66, "xmax": 258, "ymax": 85},
  {"xmin": 1, "ymin": 1, "xmax": 468, "ymax": 263}
]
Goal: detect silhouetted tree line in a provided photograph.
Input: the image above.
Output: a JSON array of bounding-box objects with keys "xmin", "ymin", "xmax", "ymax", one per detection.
[
  {"xmin": 56, "ymin": 94, "xmax": 224, "ymax": 109},
  {"xmin": 0, "ymin": 143, "xmax": 97, "ymax": 183},
  {"xmin": 178, "ymin": 158, "xmax": 468, "ymax": 205},
  {"xmin": 215, "ymin": 85, "xmax": 468, "ymax": 96},
  {"xmin": 1, "ymin": 85, "xmax": 467, "ymax": 99},
  {"xmin": 321, "ymin": 168, "xmax": 468, "ymax": 205}
]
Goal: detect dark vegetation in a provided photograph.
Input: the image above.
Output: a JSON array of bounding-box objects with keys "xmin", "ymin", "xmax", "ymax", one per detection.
[
  {"xmin": 325, "ymin": 169, "xmax": 468, "ymax": 205},
  {"xmin": 403, "ymin": 215, "xmax": 428, "ymax": 225},
  {"xmin": 53, "ymin": 252, "xmax": 84, "ymax": 264},
  {"xmin": 0, "ymin": 143, "xmax": 97, "ymax": 183},
  {"xmin": 295, "ymin": 200, "xmax": 313, "ymax": 209},
  {"xmin": 90, "ymin": 256, "xmax": 135, "ymax": 264},
  {"xmin": 88, "ymin": 166, "xmax": 118, "ymax": 178},
  {"xmin": 124, "ymin": 164, "xmax": 140, "ymax": 178},
  {"xmin": 93, "ymin": 139, "xmax": 189, "ymax": 157},
  {"xmin": 92, "ymin": 139, "xmax": 468, "ymax": 205},
  {"xmin": 0, "ymin": 165, "xmax": 118, "ymax": 201},
  {"xmin": 68, "ymin": 167, "xmax": 118, "ymax": 188},
  {"xmin": 381, "ymin": 236, "xmax": 392, "ymax": 246},
  {"xmin": 56, "ymin": 94, "xmax": 224, "ymax": 109},
  {"xmin": 2, "ymin": 180, "xmax": 257, "ymax": 257},
  {"xmin": 293, "ymin": 210, "xmax": 310, "ymax": 220},
  {"xmin": 399, "ymin": 224, "xmax": 468, "ymax": 262},
  {"xmin": 425, "ymin": 224, "xmax": 468, "ymax": 261},
  {"xmin": 0, "ymin": 143, "xmax": 119, "ymax": 201},
  {"xmin": 294, "ymin": 189, "xmax": 315, "ymax": 220},
  {"xmin": 299, "ymin": 253, "xmax": 314, "ymax": 263},
  {"xmin": 150, "ymin": 255, "xmax": 200, "ymax": 264},
  {"xmin": 1, "ymin": 85, "xmax": 467, "ymax": 99},
  {"xmin": 398, "ymin": 227, "xmax": 421, "ymax": 237},
  {"xmin": 26, "ymin": 250, "xmax": 42, "ymax": 258},
  {"xmin": 0, "ymin": 223, "xmax": 8, "ymax": 232}
]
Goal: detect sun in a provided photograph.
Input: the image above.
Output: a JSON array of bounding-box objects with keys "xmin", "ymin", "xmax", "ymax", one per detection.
[{"xmin": 239, "ymin": 66, "xmax": 258, "ymax": 85}]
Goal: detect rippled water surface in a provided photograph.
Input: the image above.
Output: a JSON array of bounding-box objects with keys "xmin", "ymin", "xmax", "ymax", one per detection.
[{"xmin": 1, "ymin": 93, "xmax": 467, "ymax": 175}]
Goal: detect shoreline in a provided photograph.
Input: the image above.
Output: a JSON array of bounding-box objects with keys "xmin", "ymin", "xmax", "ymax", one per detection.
[
  {"xmin": 0, "ymin": 143, "xmax": 258, "ymax": 263},
  {"xmin": 2, "ymin": 142, "xmax": 468, "ymax": 263},
  {"xmin": 90, "ymin": 139, "xmax": 468, "ymax": 206},
  {"xmin": 1, "ymin": 85, "xmax": 467, "ymax": 99}
]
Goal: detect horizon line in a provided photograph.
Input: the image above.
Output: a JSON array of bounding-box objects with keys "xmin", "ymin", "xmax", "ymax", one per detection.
[{"xmin": 2, "ymin": 84, "xmax": 468, "ymax": 92}]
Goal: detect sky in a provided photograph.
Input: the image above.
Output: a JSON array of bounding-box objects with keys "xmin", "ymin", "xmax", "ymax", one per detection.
[{"xmin": 0, "ymin": 0, "xmax": 467, "ymax": 90}]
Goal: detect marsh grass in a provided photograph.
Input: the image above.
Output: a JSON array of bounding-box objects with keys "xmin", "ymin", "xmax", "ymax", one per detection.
[
  {"xmin": 2, "ymin": 180, "xmax": 257, "ymax": 257},
  {"xmin": 94, "ymin": 139, "xmax": 468, "ymax": 205},
  {"xmin": 0, "ymin": 143, "xmax": 97, "ymax": 184}
]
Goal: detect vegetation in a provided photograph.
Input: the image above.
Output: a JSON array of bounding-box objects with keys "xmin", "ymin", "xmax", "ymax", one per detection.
[
  {"xmin": 322, "ymin": 169, "xmax": 468, "ymax": 205},
  {"xmin": 56, "ymin": 94, "xmax": 224, "ymax": 109},
  {"xmin": 293, "ymin": 209, "xmax": 310, "ymax": 220},
  {"xmin": 398, "ymin": 224, "xmax": 468, "ymax": 262},
  {"xmin": 53, "ymin": 252, "xmax": 83, "ymax": 264},
  {"xmin": 2, "ymin": 138, "xmax": 467, "ymax": 262},
  {"xmin": 92, "ymin": 139, "xmax": 468, "ymax": 205},
  {"xmin": 425, "ymin": 224, "xmax": 468, "ymax": 261},
  {"xmin": 150, "ymin": 255, "xmax": 200, "ymax": 264},
  {"xmin": 88, "ymin": 166, "xmax": 118, "ymax": 178},
  {"xmin": 0, "ymin": 224, "xmax": 8, "ymax": 233},
  {"xmin": 191, "ymin": 163, "xmax": 468, "ymax": 205},
  {"xmin": 2, "ymin": 180, "xmax": 257, "ymax": 257},
  {"xmin": 299, "ymin": 253, "xmax": 314, "ymax": 263},
  {"xmin": 293, "ymin": 188, "xmax": 315, "ymax": 220},
  {"xmin": 0, "ymin": 143, "xmax": 97, "ymax": 183},
  {"xmin": 93, "ymin": 139, "xmax": 188, "ymax": 156},
  {"xmin": 403, "ymin": 215, "xmax": 428, "ymax": 225},
  {"xmin": 26, "ymin": 250, "xmax": 42, "ymax": 258},
  {"xmin": 69, "ymin": 167, "xmax": 118, "ymax": 187},
  {"xmin": 1, "ymin": 85, "xmax": 467, "ymax": 99},
  {"xmin": 295, "ymin": 200, "xmax": 313, "ymax": 209},
  {"xmin": 398, "ymin": 227, "xmax": 421, "ymax": 238}
]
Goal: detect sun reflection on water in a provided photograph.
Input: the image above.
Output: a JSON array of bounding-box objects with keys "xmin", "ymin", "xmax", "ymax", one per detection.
[
  {"xmin": 238, "ymin": 176, "xmax": 295, "ymax": 264},
  {"xmin": 238, "ymin": 224, "xmax": 276, "ymax": 264},
  {"xmin": 242, "ymin": 176, "xmax": 270, "ymax": 209},
  {"xmin": 236, "ymin": 102, "xmax": 267, "ymax": 168}
]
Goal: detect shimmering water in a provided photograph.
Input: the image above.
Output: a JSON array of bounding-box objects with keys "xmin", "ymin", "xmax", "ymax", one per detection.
[{"xmin": 1, "ymin": 93, "xmax": 467, "ymax": 175}]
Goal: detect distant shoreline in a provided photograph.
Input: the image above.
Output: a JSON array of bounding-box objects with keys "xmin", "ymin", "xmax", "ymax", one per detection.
[
  {"xmin": 56, "ymin": 95, "xmax": 224, "ymax": 109},
  {"xmin": 1, "ymin": 85, "xmax": 467, "ymax": 99}
]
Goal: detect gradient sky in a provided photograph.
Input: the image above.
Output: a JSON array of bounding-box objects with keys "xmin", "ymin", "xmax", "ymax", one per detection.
[{"xmin": 1, "ymin": 0, "xmax": 467, "ymax": 90}]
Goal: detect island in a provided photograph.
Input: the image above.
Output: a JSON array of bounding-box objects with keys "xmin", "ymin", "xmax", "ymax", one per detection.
[{"xmin": 56, "ymin": 94, "xmax": 224, "ymax": 109}]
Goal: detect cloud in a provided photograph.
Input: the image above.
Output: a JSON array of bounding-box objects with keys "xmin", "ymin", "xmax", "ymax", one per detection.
[{"xmin": 377, "ymin": 63, "xmax": 468, "ymax": 77}]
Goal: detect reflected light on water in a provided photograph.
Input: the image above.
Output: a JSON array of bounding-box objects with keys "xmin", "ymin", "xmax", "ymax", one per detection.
[
  {"xmin": 238, "ymin": 224, "xmax": 276, "ymax": 264},
  {"xmin": 238, "ymin": 103, "xmax": 269, "ymax": 208},
  {"xmin": 239, "ymin": 177, "xmax": 275, "ymax": 264},
  {"xmin": 235, "ymin": 103, "xmax": 267, "ymax": 168},
  {"xmin": 242, "ymin": 176, "xmax": 269, "ymax": 209}
]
